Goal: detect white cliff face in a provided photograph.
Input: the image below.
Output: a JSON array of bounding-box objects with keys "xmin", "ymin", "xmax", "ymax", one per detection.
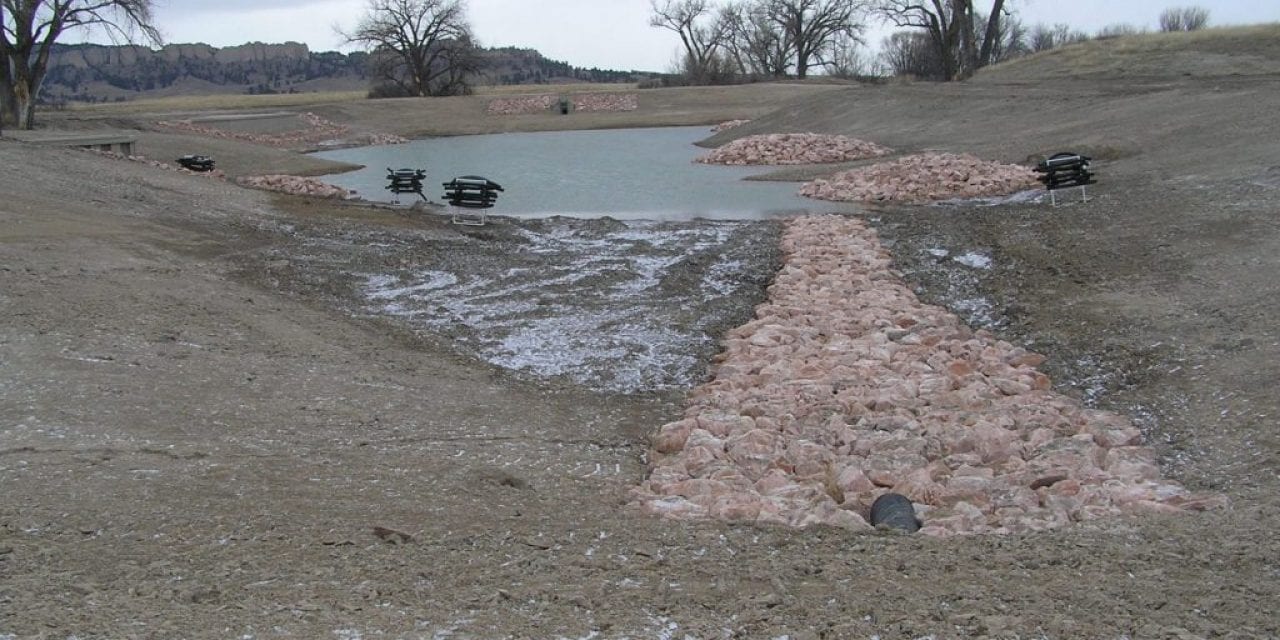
[
  {"xmin": 53, "ymin": 42, "xmax": 310, "ymax": 68},
  {"xmin": 632, "ymin": 214, "xmax": 1225, "ymax": 536},
  {"xmin": 211, "ymin": 42, "xmax": 311, "ymax": 64}
]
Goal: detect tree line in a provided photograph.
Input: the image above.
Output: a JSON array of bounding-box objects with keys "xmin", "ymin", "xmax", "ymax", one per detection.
[
  {"xmin": 649, "ymin": 0, "xmax": 1215, "ymax": 84},
  {"xmin": 3, "ymin": 0, "xmax": 1215, "ymax": 130}
]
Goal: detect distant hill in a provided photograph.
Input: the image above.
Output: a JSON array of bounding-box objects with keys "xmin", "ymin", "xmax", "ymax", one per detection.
[{"xmin": 39, "ymin": 42, "xmax": 644, "ymax": 104}]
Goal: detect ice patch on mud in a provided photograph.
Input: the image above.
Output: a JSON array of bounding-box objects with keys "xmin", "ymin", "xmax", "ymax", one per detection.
[
  {"xmin": 933, "ymin": 188, "xmax": 1045, "ymax": 207},
  {"xmin": 952, "ymin": 252, "xmax": 993, "ymax": 270},
  {"xmin": 895, "ymin": 243, "xmax": 1004, "ymax": 329},
  {"xmin": 363, "ymin": 219, "xmax": 774, "ymax": 393}
]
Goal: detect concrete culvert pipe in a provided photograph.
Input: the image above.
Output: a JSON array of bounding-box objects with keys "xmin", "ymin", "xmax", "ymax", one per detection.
[{"xmin": 870, "ymin": 493, "xmax": 921, "ymax": 533}]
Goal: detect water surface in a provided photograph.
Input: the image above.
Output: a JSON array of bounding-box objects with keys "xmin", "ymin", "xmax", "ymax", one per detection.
[{"xmin": 313, "ymin": 126, "xmax": 850, "ymax": 220}]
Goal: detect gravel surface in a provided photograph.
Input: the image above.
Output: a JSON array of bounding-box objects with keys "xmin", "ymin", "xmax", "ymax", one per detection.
[{"xmin": 3, "ymin": 71, "xmax": 1280, "ymax": 638}]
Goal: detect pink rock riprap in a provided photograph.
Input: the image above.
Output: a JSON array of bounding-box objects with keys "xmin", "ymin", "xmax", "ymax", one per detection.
[
  {"xmin": 487, "ymin": 93, "xmax": 638, "ymax": 115},
  {"xmin": 486, "ymin": 95, "xmax": 555, "ymax": 115},
  {"xmin": 236, "ymin": 174, "xmax": 354, "ymax": 199},
  {"xmin": 696, "ymin": 133, "xmax": 892, "ymax": 166},
  {"xmin": 711, "ymin": 119, "xmax": 751, "ymax": 133},
  {"xmin": 799, "ymin": 152, "xmax": 1040, "ymax": 204},
  {"xmin": 631, "ymin": 215, "xmax": 1224, "ymax": 536},
  {"xmin": 155, "ymin": 113, "xmax": 406, "ymax": 147},
  {"xmin": 572, "ymin": 93, "xmax": 639, "ymax": 112}
]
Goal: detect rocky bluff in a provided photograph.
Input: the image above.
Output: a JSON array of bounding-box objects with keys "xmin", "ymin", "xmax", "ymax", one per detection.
[{"xmin": 41, "ymin": 42, "xmax": 641, "ymax": 103}]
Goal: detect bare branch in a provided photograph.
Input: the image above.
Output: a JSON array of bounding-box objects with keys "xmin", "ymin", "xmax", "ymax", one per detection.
[
  {"xmin": 2, "ymin": 0, "xmax": 159, "ymax": 128},
  {"xmin": 340, "ymin": 0, "xmax": 478, "ymax": 97}
]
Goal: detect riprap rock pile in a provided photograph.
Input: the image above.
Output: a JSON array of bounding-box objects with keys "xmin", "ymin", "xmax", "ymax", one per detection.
[
  {"xmin": 572, "ymin": 93, "xmax": 639, "ymax": 112},
  {"xmin": 799, "ymin": 152, "xmax": 1039, "ymax": 204},
  {"xmin": 486, "ymin": 95, "xmax": 555, "ymax": 115},
  {"xmin": 236, "ymin": 175, "xmax": 353, "ymax": 199},
  {"xmin": 632, "ymin": 215, "xmax": 1223, "ymax": 536},
  {"xmin": 155, "ymin": 113, "xmax": 406, "ymax": 148},
  {"xmin": 711, "ymin": 120, "xmax": 751, "ymax": 133},
  {"xmin": 696, "ymin": 133, "xmax": 892, "ymax": 166}
]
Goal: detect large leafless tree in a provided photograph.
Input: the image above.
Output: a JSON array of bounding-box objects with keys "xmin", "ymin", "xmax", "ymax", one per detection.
[
  {"xmin": 766, "ymin": 0, "xmax": 867, "ymax": 79},
  {"xmin": 1, "ymin": 0, "xmax": 159, "ymax": 129},
  {"xmin": 649, "ymin": 0, "xmax": 730, "ymax": 84},
  {"xmin": 875, "ymin": 0, "xmax": 1010, "ymax": 80},
  {"xmin": 656, "ymin": 0, "xmax": 868, "ymax": 82},
  {"xmin": 719, "ymin": 0, "xmax": 793, "ymax": 77},
  {"xmin": 342, "ymin": 0, "xmax": 479, "ymax": 97},
  {"xmin": 1, "ymin": 4, "xmax": 12, "ymax": 132}
]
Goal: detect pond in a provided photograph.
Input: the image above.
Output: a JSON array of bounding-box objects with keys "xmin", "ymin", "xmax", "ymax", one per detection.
[{"xmin": 312, "ymin": 126, "xmax": 851, "ymax": 220}]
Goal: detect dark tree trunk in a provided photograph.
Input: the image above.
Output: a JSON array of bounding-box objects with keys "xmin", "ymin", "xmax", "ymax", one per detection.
[
  {"xmin": 0, "ymin": 59, "xmax": 15, "ymax": 129},
  {"xmin": 953, "ymin": 0, "xmax": 976, "ymax": 79},
  {"xmin": 977, "ymin": 0, "xmax": 1006, "ymax": 68}
]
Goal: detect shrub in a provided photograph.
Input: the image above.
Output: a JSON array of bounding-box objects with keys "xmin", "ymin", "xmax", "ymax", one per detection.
[
  {"xmin": 1096, "ymin": 23, "xmax": 1146, "ymax": 40},
  {"xmin": 1159, "ymin": 6, "xmax": 1210, "ymax": 32}
]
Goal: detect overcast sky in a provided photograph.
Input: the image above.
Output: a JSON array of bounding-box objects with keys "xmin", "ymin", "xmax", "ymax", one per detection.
[{"xmin": 77, "ymin": 0, "xmax": 1280, "ymax": 72}]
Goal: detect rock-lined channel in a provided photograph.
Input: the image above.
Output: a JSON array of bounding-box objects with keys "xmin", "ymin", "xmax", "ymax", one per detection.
[{"xmin": 632, "ymin": 215, "xmax": 1224, "ymax": 536}]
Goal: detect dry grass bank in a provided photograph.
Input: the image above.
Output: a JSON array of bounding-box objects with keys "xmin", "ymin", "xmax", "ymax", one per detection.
[
  {"xmin": 50, "ymin": 81, "xmax": 844, "ymax": 135},
  {"xmin": 60, "ymin": 83, "xmax": 650, "ymax": 118},
  {"xmin": 975, "ymin": 23, "xmax": 1280, "ymax": 82}
]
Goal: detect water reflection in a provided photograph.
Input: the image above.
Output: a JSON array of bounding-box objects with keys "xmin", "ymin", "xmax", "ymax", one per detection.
[{"xmin": 312, "ymin": 126, "xmax": 850, "ymax": 220}]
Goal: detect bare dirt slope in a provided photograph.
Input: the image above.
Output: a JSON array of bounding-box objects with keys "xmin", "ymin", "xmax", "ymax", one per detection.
[{"xmin": 2, "ymin": 72, "xmax": 1279, "ymax": 638}]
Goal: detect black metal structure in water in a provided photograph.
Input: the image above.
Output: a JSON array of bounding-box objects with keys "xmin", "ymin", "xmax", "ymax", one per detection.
[
  {"xmin": 442, "ymin": 176, "xmax": 503, "ymax": 225},
  {"xmin": 386, "ymin": 168, "xmax": 428, "ymax": 202},
  {"xmin": 177, "ymin": 155, "xmax": 216, "ymax": 172},
  {"xmin": 442, "ymin": 176, "xmax": 503, "ymax": 208},
  {"xmin": 1034, "ymin": 152, "xmax": 1093, "ymax": 206}
]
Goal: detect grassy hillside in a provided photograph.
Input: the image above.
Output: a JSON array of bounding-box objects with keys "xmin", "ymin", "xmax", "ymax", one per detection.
[
  {"xmin": 974, "ymin": 23, "xmax": 1280, "ymax": 82},
  {"xmin": 699, "ymin": 25, "xmax": 1280, "ymax": 183}
]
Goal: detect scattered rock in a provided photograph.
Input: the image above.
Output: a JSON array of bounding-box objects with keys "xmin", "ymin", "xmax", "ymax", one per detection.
[
  {"xmin": 711, "ymin": 119, "xmax": 751, "ymax": 133},
  {"xmin": 155, "ymin": 113, "xmax": 406, "ymax": 148},
  {"xmin": 89, "ymin": 149, "xmax": 228, "ymax": 180},
  {"xmin": 371, "ymin": 526, "xmax": 414, "ymax": 544},
  {"xmin": 236, "ymin": 174, "xmax": 354, "ymax": 199}
]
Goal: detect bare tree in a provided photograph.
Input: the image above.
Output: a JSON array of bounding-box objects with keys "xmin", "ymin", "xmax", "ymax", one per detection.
[
  {"xmin": 1096, "ymin": 23, "xmax": 1144, "ymax": 40},
  {"xmin": 342, "ymin": 0, "xmax": 479, "ymax": 97},
  {"xmin": 1, "ymin": 0, "xmax": 159, "ymax": 129},
  {"xmin": 765, "ymin": 0, "xmax": 867, "ymax": 79},
  {"xmin": 880, "ymin": 30, "xmax": 943, "ymax": 78},
  {"xmin": 874, "ymin": 0, "xmax": 1011, "ymax": 80},
  {"xmin": 1, "ymin": 4, "xmax": 12, "ymax": 132},
  {"xmin": 826, "ymin": 32, "xmax": 880, "ymax": 78},
  {"xmin": 1027, "ymin": 22, "xmax": 1088, "ymax": 53},
  {"xmin": 1159, "ymin": 6, "xmax": 1209, "ymax": 32},
  {"xmin": 650, "ymin": 0, "xmax": 730, "ymax": 84},
  {"xmin": 719, "ymin": 0, "xmax": 793, "ymax": 77},
  {"xmin": 876, "ymin": 1, "xmax": 964, "ymax": 80},
  {"xmin": 979, "ymin": 12, "xmax": 1024, "ymax": 64}
]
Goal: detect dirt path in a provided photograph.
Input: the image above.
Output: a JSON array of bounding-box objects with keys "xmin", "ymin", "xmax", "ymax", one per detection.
[{"xmin": 3, "ymin": 75, "xmax": 1280, "ymax": 638}]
